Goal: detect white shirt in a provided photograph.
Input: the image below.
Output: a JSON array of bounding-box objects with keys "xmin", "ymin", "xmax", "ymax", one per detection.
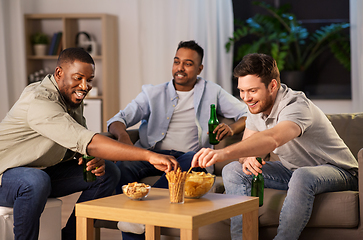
[
  {"xmin": 155, "ymin": 89, "xmax": 199, "ymax": 152},
  {"xmin": 107, "ymin": 77, "xmax": 248, "ymax": 150}
]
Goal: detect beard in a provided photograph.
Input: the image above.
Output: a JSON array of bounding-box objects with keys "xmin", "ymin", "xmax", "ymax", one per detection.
[
  {"xmin": 248, "ymin": 94, "xmax": 274, "ymax": 115},
  {"xmin": 60, "ymin": 90, "xmax": 82, "ymax": 109},
  {"xmin": 260, "ymin": 94, "xmax": 274, "ymax": 113}
]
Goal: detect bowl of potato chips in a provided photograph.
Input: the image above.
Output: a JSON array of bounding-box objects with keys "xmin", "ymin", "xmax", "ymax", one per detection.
[
  {"xmin": 122, "ymin": 182, "xmax": 151, "ymax": 200},
  {"xmin": 184, "ymin": 171, "xmax": 216, "ymax": 198}
]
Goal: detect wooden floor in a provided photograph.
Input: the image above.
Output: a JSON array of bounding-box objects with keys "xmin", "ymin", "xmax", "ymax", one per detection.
[{"xmin": 59, "ymin": 193, "xmax": 122, "ymax": 240}]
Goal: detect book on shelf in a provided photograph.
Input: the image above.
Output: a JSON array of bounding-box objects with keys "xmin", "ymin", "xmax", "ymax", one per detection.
[
  {"xmin": 52, "ymin": 32, "xmax": 62, "ymax": 55},
  {"xmin": 48, "ymin": 32, "xmax": 58, "ymax": 55},
  {"xmin": 56, "ymin": 35, "xmax": 63, "ymax": 55}
]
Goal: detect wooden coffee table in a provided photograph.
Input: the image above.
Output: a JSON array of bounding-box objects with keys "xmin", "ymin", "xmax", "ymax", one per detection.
[{"xmin": 76, "ymin": 188, "xmax": 259, "ymax": 240}]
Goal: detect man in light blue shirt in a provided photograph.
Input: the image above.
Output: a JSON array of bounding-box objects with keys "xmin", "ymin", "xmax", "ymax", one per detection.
[
  {"xmin": 107, "ymin": 40, "xmax": 247, "ymax": 240},
  {"xmin": 108, "ymin": 75, "xmax": 247, "ymax": 154}
]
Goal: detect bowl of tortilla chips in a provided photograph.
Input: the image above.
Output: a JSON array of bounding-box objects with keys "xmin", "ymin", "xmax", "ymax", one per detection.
[{"xmin": 184, "ymin": 171, "xmax": 216, "ymax": 198}]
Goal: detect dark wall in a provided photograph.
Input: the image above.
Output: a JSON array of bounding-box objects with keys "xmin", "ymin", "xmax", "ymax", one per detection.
[{"xmin": 231, "ymin": 0, "xmax": 350, "ymax": 99}]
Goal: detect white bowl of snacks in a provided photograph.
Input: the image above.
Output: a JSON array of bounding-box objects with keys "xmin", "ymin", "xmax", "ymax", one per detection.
[
  {"xmin": 184, "ymin": 171, "xmax": 216, "ymax": 198},
  {"xmin": 122, "ymin": 182, "xmax": 151, "ymax": 200}
]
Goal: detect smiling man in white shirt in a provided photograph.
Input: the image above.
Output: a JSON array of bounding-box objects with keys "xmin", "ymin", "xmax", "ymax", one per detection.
[{"xmin": 107, "ymin": 40, "xmax": 248, "ymax": 240}]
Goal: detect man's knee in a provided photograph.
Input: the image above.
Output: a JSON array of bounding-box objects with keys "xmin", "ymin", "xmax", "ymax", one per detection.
[
  {"xmin": 183, "ymin": 151, "xmax": 196, "ymax": 158},
  {"xmin": 20, "ymin": 169, "xmax": 51, "ymax": 197},
  {"xmin": 222, "ymin": 161, "xmax": 242, "ymax": 180},
  {"xmin": 177, "ymin": 151, "xmax": 196, "ymax": 163},
  {"xmin": 289, "ymin": 167, "xmax": 317, "ymax": 190}
]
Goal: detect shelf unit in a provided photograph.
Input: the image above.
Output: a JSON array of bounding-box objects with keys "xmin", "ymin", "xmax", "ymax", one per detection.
[{"xmin": 24, "ymin": 13, "xmax": 119, "ymax": 132}]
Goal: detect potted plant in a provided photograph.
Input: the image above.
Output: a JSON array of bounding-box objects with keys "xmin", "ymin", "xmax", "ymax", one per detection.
[
  {"xmin": 226, "ymin": 1, "xmax": 350, "ymax": 90},
  {"xmin": 31, "ymin": 32, "xmax": 49, "ymax": 56}
]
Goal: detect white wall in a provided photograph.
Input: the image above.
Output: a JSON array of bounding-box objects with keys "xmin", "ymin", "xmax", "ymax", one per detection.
[{"xmin": 311, "ymin": 99, "xmax": 353, "ymax": 114}]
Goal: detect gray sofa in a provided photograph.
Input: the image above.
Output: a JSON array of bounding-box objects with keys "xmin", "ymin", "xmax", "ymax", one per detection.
[{"xmin": 95, "ymin": 113, "xmax": 363, "ymax": 240}]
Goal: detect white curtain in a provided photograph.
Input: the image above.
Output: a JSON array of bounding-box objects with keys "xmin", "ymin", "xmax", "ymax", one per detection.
[
  {"xmin": 0, "ymin": 0, "xmax": 26, "ymax": 120},
  {"xmin": 120, "ymin": 0, "xmax": 234, "ymax": 108},
  {"xmin": 350, "ymin": 0, "xmax": 363, "ymax": 112},
  {"xmin": 0, "ymin": 0, "xmax": 10, "ymax": 120}
]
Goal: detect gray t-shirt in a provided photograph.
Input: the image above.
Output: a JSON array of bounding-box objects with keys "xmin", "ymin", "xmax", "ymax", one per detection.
[
  {"xmin": 246, "ymin": 84, "xmax": 358, "ymax": 174},
  {"xmin": 0, "ymin": 75, "xmax": 96, "ymax": 184}
]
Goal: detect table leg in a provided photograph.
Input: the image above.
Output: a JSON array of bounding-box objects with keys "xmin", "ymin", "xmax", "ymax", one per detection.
[
  {"xmin": 180, "ymin": 228, "xmax": 198, "ymax": 240},
  {"xmin": 242, "ymin": 208, "xmax": 259, "ymax": 240},
  {"xmin": 76, "ymin": 216, "xmax": 94, "ymax": 240},
  {"xmin": 145, "ymin": 225, "xmax": 160, "ymax": 240}
]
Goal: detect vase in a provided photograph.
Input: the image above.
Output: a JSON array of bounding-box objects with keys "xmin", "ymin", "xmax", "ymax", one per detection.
[
  {"xmin": 280, "ymin": 70, "xmax": 305, "ymax": 91},
  {"xmin": 33, "ymin": 44, "xmax": 48, "ymax": 56}
]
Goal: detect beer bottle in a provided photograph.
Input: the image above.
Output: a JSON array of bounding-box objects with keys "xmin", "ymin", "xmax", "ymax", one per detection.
[
  {"xmin": 208, "ymin": 104, "xmax": 220, "ymax": 145},
  {"xmin": 83, "ymin": 155, "xmax": 97, "ymax": 182},
  {"xmin": 251, "ymin": 157, "xmax": 264, "ymax": 207}
]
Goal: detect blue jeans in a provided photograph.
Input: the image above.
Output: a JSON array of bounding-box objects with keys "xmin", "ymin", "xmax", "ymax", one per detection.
[
  {"xmin": 117, "ymin": 149, "xmax": 204, "ymax": 240},
  {"xmin": 222, "ymin": 161, "xmax": 358, "ymax": 240},
  {"xmin": 0, "ymin": 160, "xmax": 120, "ymax": 240}
]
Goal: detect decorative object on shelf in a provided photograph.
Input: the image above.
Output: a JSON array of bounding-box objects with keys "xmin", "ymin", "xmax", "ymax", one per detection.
[
  {"xmin": 31, "ymin": 32, "xmax": 50, "ymax": 56},
  {"xmin": 76, "ymin": 31, "xmax": 98, "ymax": 56},
  {"xmin": 226, "ymin": 1, "xmax": 350, "ymax": 90},
  {"xmin": 28, "ymin": 67, "xmax": 51, "ymax": 84}
]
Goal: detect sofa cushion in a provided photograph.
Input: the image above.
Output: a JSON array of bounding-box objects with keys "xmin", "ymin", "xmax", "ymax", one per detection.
[
  {"xmin": 307, "ymin": 190, "xmax": 359, "ymax": 228},
  {"xmin": 326, "ymin": 113, "xmax": 363, "ymax": 158},
  {"xmin": 259, "ymin": 189, "xmax": 359, "ymax": 228}
]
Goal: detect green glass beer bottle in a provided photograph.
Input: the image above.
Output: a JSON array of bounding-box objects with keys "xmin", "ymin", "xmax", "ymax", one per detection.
[
  {"xmin": 251, "ymin": 157, "xmax": 264, "ymax": 207},
  {"xmin": 208, "ymin": 104, "xmax": 220, "ymax": 145},
  {"xmin": 83, "ymin": 155, "xmax": 97, "ymax": 182}
]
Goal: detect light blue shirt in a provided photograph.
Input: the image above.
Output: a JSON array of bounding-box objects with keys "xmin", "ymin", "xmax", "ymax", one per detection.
[{"xmin": 107, "ymin": 77, "xmax": 248, "ymax": 150}]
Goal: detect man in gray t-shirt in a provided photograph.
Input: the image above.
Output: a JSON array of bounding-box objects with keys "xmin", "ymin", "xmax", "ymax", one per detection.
[{"xmin": 191, "ymin": 53, "xmax": 358, "ymax": 240}]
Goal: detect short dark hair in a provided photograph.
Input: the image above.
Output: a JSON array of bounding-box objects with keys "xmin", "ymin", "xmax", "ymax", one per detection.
[
  {"xmin": 177, "ymin": 40, "xmax": 204, "ymax": 65},
  {"xmin": 234, "ymin": 53, "xmax": 280, "ymax": 88},
  {"xmin": 57, "ymin": 47, "xmax": 95, "ymax": 67}
]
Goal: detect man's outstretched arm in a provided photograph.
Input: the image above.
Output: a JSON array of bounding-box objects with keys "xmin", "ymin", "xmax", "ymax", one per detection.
[
  {"xmin": 86, "ymin": 133, "xmax": 179, "ymax": 172},
  {"xmin": 192, "ymin": 120, "xmax": 301, "ymax": 170}
]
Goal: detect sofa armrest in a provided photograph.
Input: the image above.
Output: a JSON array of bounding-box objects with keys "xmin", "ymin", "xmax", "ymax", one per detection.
[{"xmin": 357, "ymin": 148, "xmax": 363, "ymax": 227}]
